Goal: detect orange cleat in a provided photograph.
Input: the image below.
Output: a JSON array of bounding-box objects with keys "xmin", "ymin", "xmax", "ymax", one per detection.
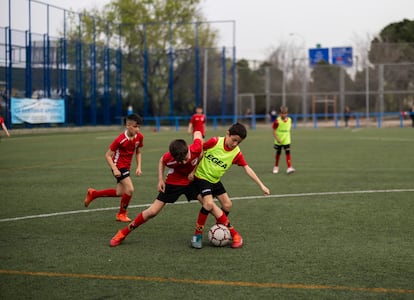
[
  {"xmin": 84, "ymin": 188, "xmax": 96, "ymax": 207},
  {"xmin": 116, "ymin": 213, "xmax": 131, "ymax": 222},
  {"xmin": 110, "ymin": 230, "xmax": 127, "ymax": 247},
  {"xmin": 231, "ymin": 233, "xmax": 243, "ymax": 248}
]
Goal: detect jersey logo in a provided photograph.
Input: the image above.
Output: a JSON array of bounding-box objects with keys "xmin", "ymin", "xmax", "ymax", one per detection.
[{"xmin": 204, "ymin": 153, "xmax": 227, "ymax": 169}]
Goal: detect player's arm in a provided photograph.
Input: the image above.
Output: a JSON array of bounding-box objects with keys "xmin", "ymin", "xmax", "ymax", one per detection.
[
  {"xmin": 187, "ymin": 130, "xmax": 203, "ymax": 181},
  {"xmin": 1, "ymin": 123, "xmax": 10, "ymax": 137},
  {"xmin": 243, "ymin": 165, "xmax": 270, "ymax": 195},
  {"xmin": 157, "ymin": 155, "xmax": 166, "ymax": 192},
  {"xmin": 187, "ymin": 121, "xmax": 193, "ymax": 135},
  {"xmin": 135, "ymin": 146, "xmax": 143, "ymax": 176},
  {"xmin": 105, "ymin": 148, "xmax": 120, "ymax": 177},
  {"xmin": 272, "ymin": 122, "xmax": 281, "ymax": 144}
]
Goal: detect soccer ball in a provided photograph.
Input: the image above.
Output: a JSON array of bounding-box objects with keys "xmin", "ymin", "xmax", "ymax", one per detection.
[{"xmin": 208, "ymin": 224, "xmax": 231, "ymax": 247}]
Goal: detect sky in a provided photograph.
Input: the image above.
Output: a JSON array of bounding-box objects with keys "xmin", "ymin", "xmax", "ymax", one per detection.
[{"xmin": 2, "ymin": 0, "xmax": 414, "ymax": 61}]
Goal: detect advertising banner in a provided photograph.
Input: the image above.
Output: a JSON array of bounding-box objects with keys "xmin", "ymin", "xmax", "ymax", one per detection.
[{"xmin": 11, "ymin": 98, "xmax": 65, "ymax": 124}]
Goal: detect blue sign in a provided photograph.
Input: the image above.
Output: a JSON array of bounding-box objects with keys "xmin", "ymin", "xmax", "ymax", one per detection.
[
  {"xmin": 332, "ymin": 47, "xmax": 353, "ymax": 67},
  {"xmin": 11, "ymin": 98, "xmax": 65, "ymax": 124},
  {"xmin": 308, "ymin": 48, "xmax": 330, "ymax": 66}
]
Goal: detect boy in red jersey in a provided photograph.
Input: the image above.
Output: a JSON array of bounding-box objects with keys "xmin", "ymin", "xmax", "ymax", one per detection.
[
  {"xmin": 191, "ymin": 122, "xmax": 270, "ymax": 249},
  {"xmin": 84, "ymin": 113, "xmax": 144, "ymax": 222},
  {"xmin": 272, "ymin": 106, "xmax": 295, "ymax": 174},
  {"xmin": 188, "ymin": 106, "xmax": 206, "ymax": 137},
  {"xmin": 109, "ymin": 131, "xmax": 203, "ymax": 246},
  {"xmin": 0, "ymin": 116, "xmax": 10, "ymax": 137}
]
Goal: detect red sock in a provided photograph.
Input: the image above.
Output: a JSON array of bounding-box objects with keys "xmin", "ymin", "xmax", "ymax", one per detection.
[
  {"xmin": 286, "ymin": 153, "xmax": 292, "ymax": 168},
  {"xmin": 130, "ymin": 212, "xmax": 146, "ymax": 229},
  {"xmin": 194, "ymin": 207, "xmax": 209, "ymax": 235},
  {"xmin": 94, "ymin": 188, "xmax": 117, "ymax": 198},
  {"xmin": 119, "ymin": 194, "xmax": 132, "ymax": 214},
  {"xmin": 216, "ymin": 212, "xmax": 238, "ymax": 237},
  {"xmin": 216, "ymin": 212, "xmax": 229, "ymax": 226},
  {"xmin": 275, "ymin": 153, "xmax": 280, "ymax": 166}
]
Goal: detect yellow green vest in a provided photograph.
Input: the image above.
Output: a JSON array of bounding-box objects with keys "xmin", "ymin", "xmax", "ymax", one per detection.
[
  {"xmin": 195, "ymin": 137, "xmax": 240, "ymax": 183},
  {"xmin": 274, "ymin": 116, "xmax": 292, "ymax": 145}
]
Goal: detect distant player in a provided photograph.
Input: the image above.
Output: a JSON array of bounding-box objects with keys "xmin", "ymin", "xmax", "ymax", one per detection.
[
  {"xmin": 0, "ymin": 115, "xmax": 10, "ymax": 138},
  {"xmin": 188, "ymin": 106, "xmax": 206, "ymax": 137},
  {"xmin": 84, "ymin": 113, "xmax": 144, "ymax": 222},
  {"xmin": 272, "ymin": 106, "xmax": 295, "ymax": 174},
  {"xmin": 191, "ymin": 122, "xmax": 270, "ymax": 249}
]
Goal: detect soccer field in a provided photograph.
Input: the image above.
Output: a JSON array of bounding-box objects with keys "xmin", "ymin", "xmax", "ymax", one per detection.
[{"xmin": 0, "ymin": 126, "xmax": 413, "ymax": 299}]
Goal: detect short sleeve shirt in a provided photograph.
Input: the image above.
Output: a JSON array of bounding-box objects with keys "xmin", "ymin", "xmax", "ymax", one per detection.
[
  {"xmin": 163, "ymin": 138, "xmax": 203, "ymax": 186},
  {"xmin": 190, "ymin": 113, "xmax": 206, "ymax": 136},
  {"xmin": 109, "ymin": 131, "xmax": 144, "ymax": 169}
]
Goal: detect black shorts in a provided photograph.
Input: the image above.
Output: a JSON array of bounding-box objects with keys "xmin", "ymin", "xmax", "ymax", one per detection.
[
  {"xmin": 157, "ymin": 182, "xmax": 199, "ymax": 204},
  {"xmin": 113, "ymin": 168, "xmax": 130, "ymax": 183},
  {"xmin": 273, "ymin": 144, "xmax": 291, "ymax": 152},
  {"xmin": 194, "ymin": 178, "xmax": 226, "ymax": 198}
]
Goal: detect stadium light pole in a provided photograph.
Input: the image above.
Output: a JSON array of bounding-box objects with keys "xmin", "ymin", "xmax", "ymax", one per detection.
[{"xmin": 289, "ymin": 33, "xmax": 308, "ymax": 121}]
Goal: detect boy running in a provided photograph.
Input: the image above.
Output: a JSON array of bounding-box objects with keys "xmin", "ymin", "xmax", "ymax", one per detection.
[
  {"xmin": 84, "ymin": 113, "xmax": 144, "ymax": 222},
  {"xmin": 191, "ymin": 122, "xmax": 270, "ymax": 249}
]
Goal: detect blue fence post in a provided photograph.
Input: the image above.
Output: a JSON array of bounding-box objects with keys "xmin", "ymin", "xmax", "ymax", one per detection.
[
  {"xmin": 377, "ymin": 112, "xmax": 381, "ymax": 128},
  {"xmin": 313, "ymin": 114, "xmax": 318, "ymax": 128},
  {"xmin": 25, "ymin": 30, "xmax": 32, "ymax": 98}
]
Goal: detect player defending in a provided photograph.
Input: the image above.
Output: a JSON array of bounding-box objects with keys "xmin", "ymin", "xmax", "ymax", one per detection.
[
  {"xmin": 109, "ymin": 131, "xmax": 242, "ymax": 247},
  {"xmin": 191, "ymin": 122, "xmax": 270, "ymax": 249},
  {"xmin": 84, "ymin": 113, "xmax": 144, "ymax": 222},
  {"xmin": 272, "ymin": 106, "xmax": 295, "ymax": 174},
  {"xmin": 188, "ymin": 106, "xmax": 206, "ymax": 137}
]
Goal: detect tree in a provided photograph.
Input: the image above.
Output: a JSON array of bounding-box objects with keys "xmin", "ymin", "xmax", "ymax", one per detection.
[
  {"xmin": 66, "ymin": 0, "xmax": 219, "ymax": 116},
  {"xmin": 368, "ymin": 19, "xmax": 414, "ymax": 111}
]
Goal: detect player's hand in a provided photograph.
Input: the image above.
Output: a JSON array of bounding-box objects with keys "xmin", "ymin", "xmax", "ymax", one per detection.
[
  {"xmin": 262, "ymin": 186, "xmax": 270, "ymax": 196},
  {"xmin": 188, "ymin": 173, "xmax": 195, "ymax": 181},
  {"xmin": 113, "ymin": 168, "xmax": 121, "ymax": 177},
  {"xmin": 135, "ymin": 168, "xmax": 142, "ymax": 177},
  {"xmin": 158, "ymin": 180, "xmax": 165, "ymax": 192}
]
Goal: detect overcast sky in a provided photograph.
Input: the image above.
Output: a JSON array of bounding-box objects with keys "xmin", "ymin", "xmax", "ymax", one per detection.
[{"xmin": 2, "ymin": 0, "xmax": 414, "ymax": 61}]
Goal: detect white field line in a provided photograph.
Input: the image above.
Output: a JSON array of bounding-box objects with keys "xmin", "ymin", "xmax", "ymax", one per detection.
[{"xmin": 1, "ymin": 189, "xmax": 413, "ymax": 223}]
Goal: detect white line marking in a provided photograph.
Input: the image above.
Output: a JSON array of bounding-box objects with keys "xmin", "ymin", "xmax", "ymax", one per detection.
[{"xmin": 1, "ymin": 189, "xmax": 413, "ymax": 223}]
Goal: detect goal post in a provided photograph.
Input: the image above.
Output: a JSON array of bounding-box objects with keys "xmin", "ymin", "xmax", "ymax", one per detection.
[{"xmin": 312, "ymin": 96, "xmax": 337, "ymax": 121}]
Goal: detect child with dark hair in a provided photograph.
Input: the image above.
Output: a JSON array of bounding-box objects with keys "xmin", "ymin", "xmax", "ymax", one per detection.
[
  {"xmin": 84, "ymin": 113, "xmax": 144, "ymax": 222},
  {"xmin": 191, "ymin": 122, "xmax": 270, "ymax": 249}
]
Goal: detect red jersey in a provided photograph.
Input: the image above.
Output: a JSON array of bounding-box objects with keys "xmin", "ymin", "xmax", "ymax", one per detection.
[
  {"xmin": 162, "ymin": 138, "xmax": 202, "ymax": 186},
  {"xmin": 203, "ymin": 137, "xmax": 247, "ymax": 167},
  {"xmin": 189, "ymin": 113, "xmax": 206, "ymax": 136},
  {"xmin": 0, "ymin": 117, "xmax": 4, "ymax": 125},
  {"xmin": 109, "ymin": 131, "xmax": 144, "ymax": 169}
]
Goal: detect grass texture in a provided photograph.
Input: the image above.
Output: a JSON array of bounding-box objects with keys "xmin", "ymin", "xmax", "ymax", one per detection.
[{"xmin": 0, "ymin": 126, "xmax": 413, "ymax": 299}]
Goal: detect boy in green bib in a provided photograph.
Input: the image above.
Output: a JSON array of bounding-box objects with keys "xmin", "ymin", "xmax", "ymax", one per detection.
[
  {"xmin": 272, "ymin": 106, "xmax": 295, "ymax": 174},
  {"xmin": 191, "ymin": 122, "xmax": 270, "ymax": 249}
]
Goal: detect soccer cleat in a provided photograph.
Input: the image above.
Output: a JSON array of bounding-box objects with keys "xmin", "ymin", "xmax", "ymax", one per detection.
[
  {"xmin": 272, "ymin": 166, "xmax": 279, "ymax": 174},
  {"xmin": 286, "ymin": 167, "xmax": 295, "ymax": 174},
  {"xmin": 231, "ymin": 233, "xmax": 243, "ymax": 248},
  {"xmin": 191, "ymin": 234, "xmax": 203, "ymax": 249},
  {"xmin": 116, "ymin": 213, "xmax": 131, "ymax": 222},
  {"xmin": 110, "ymin": 230, "xmax": 127, "ymax": 247},
  {"xmin": 84, "ymin": 188, "xmax": 96, "ymax": 207}
]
